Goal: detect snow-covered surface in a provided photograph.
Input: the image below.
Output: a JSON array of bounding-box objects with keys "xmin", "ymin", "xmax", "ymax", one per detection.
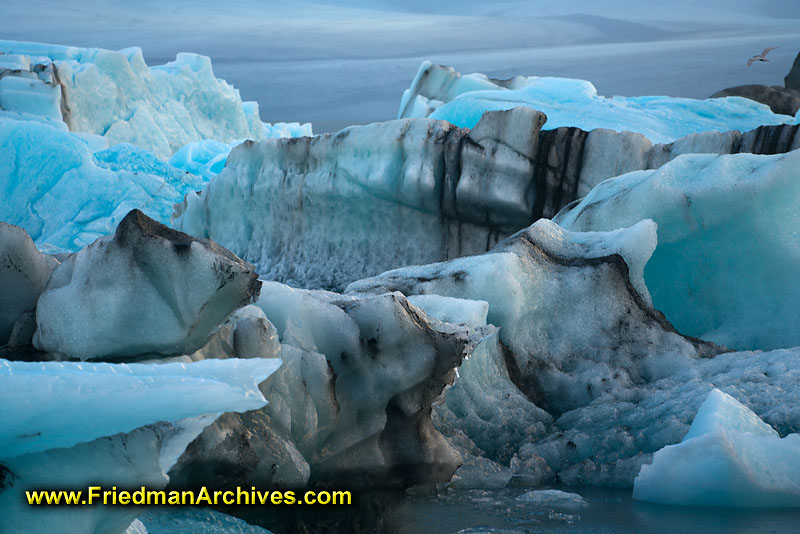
[
  {"xmin": 633, "ymin": 389, "xmax": 800, "ymax": 507},
  {"xmin": 555, "ymin": 150, "xmax": 800, "ymax": 351},
  {"xmin": 414, "ymin": 66, "xmax": 795, "ymax": 143},
  {"xmin": 0, "ymin": 357, "xmax": 279, "ymax": 459}
]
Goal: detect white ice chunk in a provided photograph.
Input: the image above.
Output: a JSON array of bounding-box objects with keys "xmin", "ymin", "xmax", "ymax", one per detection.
[
  {"xmin": 633, "ymin": 389, "xmax": 800, "ymax": 507},
  {"xmin": 33, "ymin": 210, "xmax": 260, "ymax": 360},
  {"xmin": 683, "ymin": 388, "xmax": 778, "ymax": 441}
]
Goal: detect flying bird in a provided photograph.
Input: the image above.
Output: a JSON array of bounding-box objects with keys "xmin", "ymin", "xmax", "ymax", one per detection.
[{"xmin": 747, "ymin": 47, "xmax": 779, "ymax": 67}]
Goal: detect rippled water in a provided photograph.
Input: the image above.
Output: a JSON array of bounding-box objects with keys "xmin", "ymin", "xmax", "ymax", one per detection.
[{"xmin": 383, "ymin": 487, "xmax": 800, "ymax": 534}]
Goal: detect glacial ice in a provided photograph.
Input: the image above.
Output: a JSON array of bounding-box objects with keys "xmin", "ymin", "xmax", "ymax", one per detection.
[
  {"xmin": 348, "ymin": 218, "xmax": 712, "ymax": 415},
  {"xmin": 171, "ymin": 280, "xmax": 487, "ymax": 490},
  {"xmin": 402, "ymin": 62, "xmax": 797, "ymax": 143},
  {"xmin": 175, "ymin": 101, "xmax": 799, "ymax": 292},
  {"xmin": 633, "ymin": 389, "xmax": 800, "ymax": 507},
  {"xmin": 555, "ymin": 150, "xmax": 800, "ymax": 351},
  {"xmin": 0, "ymin": 40, "xmax": 311, "ymax": 159},
  {"xmin": 348, "ymin": 218, "xmax": 800, "ymax": 486},
  {"xmin": 0, "ymin": 117, "xmax": 208, "ymax": 251},
  {"xmin": 33, "ymin": 210, "xmax": 261, "ymax": 360},
  {"xmin": 172, "ymin": 114, "xmax": 514, "ymax": 289},
  {"xmin": 168, "ymin": 140, "xmax": 239, "ymax": 180},
  {"xmin": 0, "ymin": 356, "xmax": 280, "ymax": 534},
  {"xmin": 0, "ymin": 357, "xmax": 278, "ymax": 459},
  {"xmin": 0, "ymin": 39, "xmax": 311, "ymax": 253},
  {"xmin": 0, "ymin": 221, "xmax": 59, "ymax": 345}
]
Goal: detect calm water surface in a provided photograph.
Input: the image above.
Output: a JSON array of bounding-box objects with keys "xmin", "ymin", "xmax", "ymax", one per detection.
[{"xmin": 383, "ymin": 486, "xmax": 800, "ymax": 534}]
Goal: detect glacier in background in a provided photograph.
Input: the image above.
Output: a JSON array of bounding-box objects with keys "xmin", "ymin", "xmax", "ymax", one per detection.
[{"xmin": 401, "ymin": 61, "xmax": 799, "ymax": 142}]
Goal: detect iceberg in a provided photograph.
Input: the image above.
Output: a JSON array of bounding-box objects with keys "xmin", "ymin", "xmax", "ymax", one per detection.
[
  {"xmin": 348, "ymin": 218, "xmax": 800, "ymax": 487},
  {"xmin": 0, "ymin": 357, "xmax": 278, "ymax": 459},
  {"xmin": 0, "ymin": 40, "xmax": 311, "ymax": 159},
  {"xmin": 633, "ymin": 389, "xmax": 800, "ymax": 507},
  {"xmin": 175, "ymin": 102, "xmax": 799, "ymax": 291},
  {"xmin": 555, "ymin": 150, "xmax": 800, "ymax": 351},
  {"xmin": 0, "ymin": 39, "xmax": 312, "ymax": 252},
  {"xmin": 0, "ymin": 117, "xmax": 208, "ymax": 251},
  {"xmin": 33, "ymin": 210, "xmax": 261, "ymax": 360},
  {"xmin": 0, "ymin": 357, "xmax": 280, "ymax": 534},
  {"xmin": 349, "ymin": 218, "xmax": 715, "ymax": 416},
  {"xmin": 171, "ymin": 281, "xmax": 488, "ymax": 491},
  {"xmin": 0, "ymin": 221, "xmax": 59, "ymax": 345},
  {"xmin": 401, "ymin": 62, "xmax": 796, "ymax": 143}
]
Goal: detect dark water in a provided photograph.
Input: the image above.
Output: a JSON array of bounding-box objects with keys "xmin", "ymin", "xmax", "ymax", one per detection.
[{"xmin": 382, "ymin": 486, "xmax": 800, "ymax": 534}]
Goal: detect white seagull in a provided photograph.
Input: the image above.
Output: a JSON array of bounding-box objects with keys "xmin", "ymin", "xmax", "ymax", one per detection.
[{"xmin": 747, "ymin": 47, "xmax": 779, "ymax": 67}]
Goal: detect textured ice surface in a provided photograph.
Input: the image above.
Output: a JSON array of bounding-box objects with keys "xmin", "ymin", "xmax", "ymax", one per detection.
[
  {"xmin": 172, "ymin": 116, "xmax": 512, "ymax": 289},
  {"xmin": 0, "ymin": 117, "xmax": 207, "ymax": 251},
  {"xmin": 172, "ymin": 281, "xmax": 485, "ymax": 490},
  {"xmin": 33, "ymin": 210, "xmax": 260, "ymax": 360},
  {"xmin": 168, "ymin": 140, "xmax": 239, "ymax": 180},
  {"xmin": 0, "ymin": 222, "xmax": 59, "ymax": 344},
  {"xmin": 0, "ymin": 357, "xmax": 278, "ymax": 459},
  {"xmin": 0, "ymin": 357, "xmax": 279, "ymax": 534},
  {"xmin": 0, "ymin": 40, "xmax": 311, "ymax": 159},
  {"xmin": 403, "ymin": 62, "xmax": 796, "ymax": 143},
  {"xmin": 348, "ymin": 219, "xmax": 800, "ymax": 486},
  {"xmin": 0, "ymin": 40, "xmax": 311, "ymax": 253},
  {"xmin": 556, "ymin": 150, "xmax": 800, "ymax": 351},
  {"xmin": 348, "ymin": 218, "xmax": 712, "ymax": 416},
  {"xmin": 173, "ymin": 108, "xmax": 600, "ymax": 290},
  {"xmin": 174, "ymin": 101, "xmax": 800, "ymax": 292},
  {"xmin": 132, "ymin": 508, "xmax": 272, "ymax": 534},
  {"xmin": 634, "ymin": 389, "xmax": 800, "ymax": 507}
]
